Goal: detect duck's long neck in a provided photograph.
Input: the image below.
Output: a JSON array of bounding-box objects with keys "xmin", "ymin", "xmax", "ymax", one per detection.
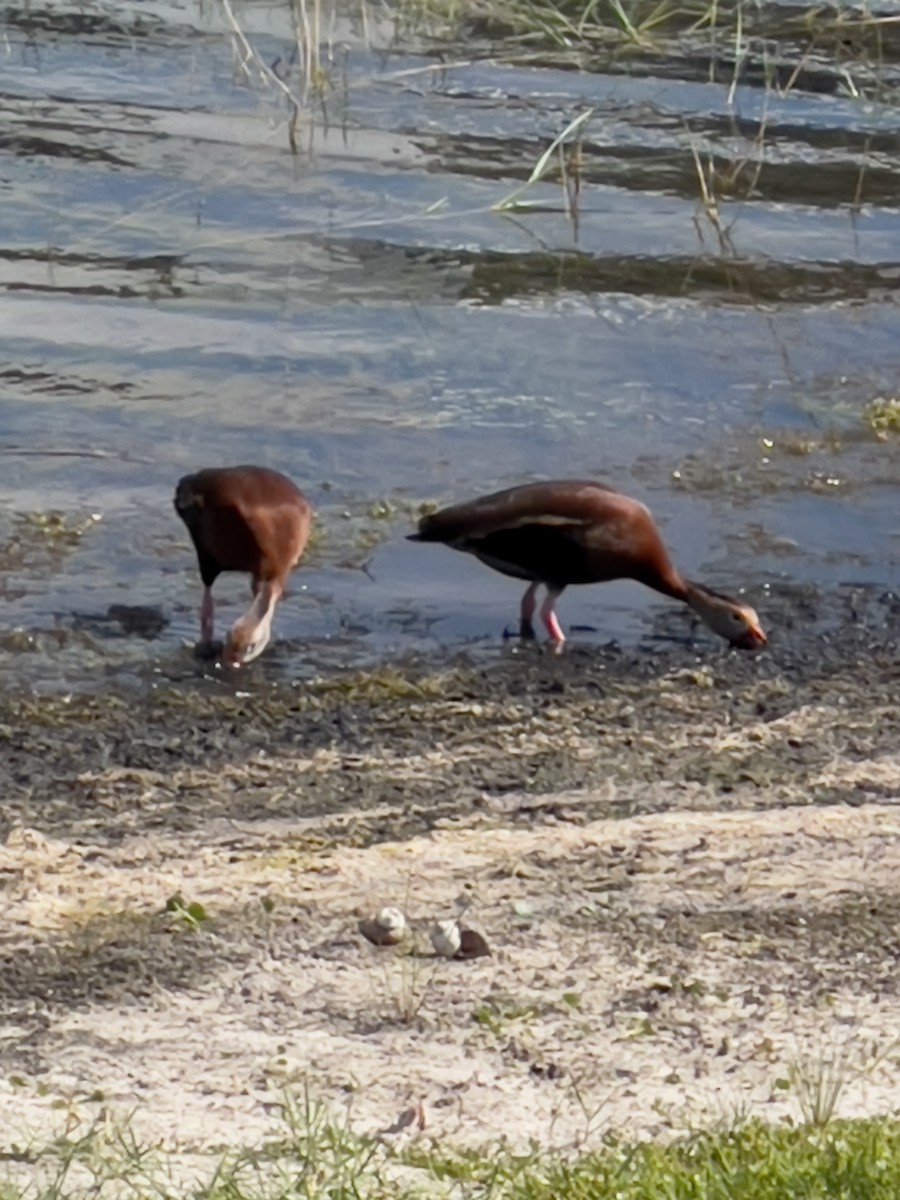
[
  {"xmin": 642, "ymin": 569, "xmax": 728, "ymax": 626},
  {"xmin": 681, "ymin": 579, "xmax": 734, "ymax": 634},
  {"xmin": 244, "ymin": 579, "xmax": 281, "ymax": 636},
  {"xmin": 637, "ymin": 561, "xmax": 690, "ymax": 603},
  {"xmin": 683, "ymin": 578, "xmax": 715, "ymax": 609}
]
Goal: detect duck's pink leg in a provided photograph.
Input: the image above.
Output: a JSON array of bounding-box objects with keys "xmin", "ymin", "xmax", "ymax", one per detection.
[
  {"xmin": 519, "ymin": 582, "xmax": 539, "ymax": 640},
  {"xmin": 540, "ymin": 588, "xmax": 566, "ymax": 652},
  {"xmin": 200, "ymin": 586, "xmax": 215, "ymax": 643}
]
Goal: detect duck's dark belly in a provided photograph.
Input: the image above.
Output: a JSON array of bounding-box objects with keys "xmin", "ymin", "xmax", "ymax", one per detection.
[{"xmin": 463, "ymin": 524, "xmax": 629, "ymax": 588}]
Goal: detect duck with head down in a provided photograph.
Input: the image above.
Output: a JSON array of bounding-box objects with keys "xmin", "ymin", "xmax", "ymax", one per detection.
[
  {"xmin": 174, "ymin": 464, "xmax": 312, "ymax": 667},
  {"xmin": 409, "ymin": 479, "xmax": 766, "ymax": 652}
]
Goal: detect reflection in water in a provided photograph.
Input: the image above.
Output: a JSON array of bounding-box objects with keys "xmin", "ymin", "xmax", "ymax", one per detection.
[{"xmin": 0, "ymin": 0, "xmax": 898, "ymax": 690}]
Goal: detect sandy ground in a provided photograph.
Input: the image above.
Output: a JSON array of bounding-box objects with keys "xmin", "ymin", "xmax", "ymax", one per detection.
[{"xmin": 1, "ymin": 599, "xmax": 899, "ymax": 1179}]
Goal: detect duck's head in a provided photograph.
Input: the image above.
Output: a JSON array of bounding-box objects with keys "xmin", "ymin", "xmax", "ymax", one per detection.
[
  {"xmin": 223, "ymin": 582, "xmax": 279, "ymax": 667},
  {"xmin": 686, "ymin": 583, "xmax": 767, "ymax": 649}
]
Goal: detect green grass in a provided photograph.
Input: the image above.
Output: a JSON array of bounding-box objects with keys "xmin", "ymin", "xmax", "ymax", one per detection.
[
  {"xmin": 5, "ymin": 1103, "xmax": 900, "ymax": 1199},
  {"xmin": 411, "ymin": 1119, "xmax": 900, "ymax": 1197}
]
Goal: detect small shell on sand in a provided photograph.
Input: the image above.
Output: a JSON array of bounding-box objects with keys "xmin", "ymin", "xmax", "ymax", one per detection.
[
  {"xmin": 358, "ymin": 905, "xmax": 408, "ymax": 946},
  {"xmin": 430, "ymin": 919, "xmax": 462, "ymax": 958}
]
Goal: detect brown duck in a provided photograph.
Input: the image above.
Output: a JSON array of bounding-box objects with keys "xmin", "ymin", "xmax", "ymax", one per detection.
[
  {"xmin": 409, "ymin": 479, "xmax": 766, "ymax": 651},
  {"xmin": 174, "ymin": 465, "xmax": 312, "ymax": 666}
]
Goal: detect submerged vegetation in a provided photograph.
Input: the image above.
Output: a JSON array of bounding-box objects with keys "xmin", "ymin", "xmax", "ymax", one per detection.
[
  {"xmin": 259, "ymin": 0, "xmax": 900, "ymax": 93},
  {"xmin": 863, "ymin": 395, "xmax": 900, "ymax": 435},
  {"xmin": 222, "ymin": 0, "xmax": 900, "ymax": 241},
  {"xmin": 399, "ymin": 0, "xmax": 900, "ymax": 63}
]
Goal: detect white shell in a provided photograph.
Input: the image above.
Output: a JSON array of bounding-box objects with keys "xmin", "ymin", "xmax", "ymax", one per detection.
[
  {"xmin": 375, "ymin": 906, "xmax": 407, "ymax": 937},
  {"xmin": 358, "ymin": 906, "xmax": 408, "ymax": 946},
  {"xmin": 430, "ymin": 919, "xmax": 462, "ymax": 958}
]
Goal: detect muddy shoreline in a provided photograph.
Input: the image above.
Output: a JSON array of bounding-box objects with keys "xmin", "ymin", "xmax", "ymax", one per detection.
[{"xmin": 2, "ymin": 586, "xmax": 898, "ymax": 846}]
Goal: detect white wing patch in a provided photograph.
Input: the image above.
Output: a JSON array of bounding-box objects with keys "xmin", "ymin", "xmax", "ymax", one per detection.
[{"xmin": 482, "ymin": 513, "xmax": 593, "ymax": 532}]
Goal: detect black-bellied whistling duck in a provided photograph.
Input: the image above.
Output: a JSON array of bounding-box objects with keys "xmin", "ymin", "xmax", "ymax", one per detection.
[
  {"xmin": 409, "ymin": 479, "xmax": 766, "ymax": 651},
  {"xmin": 174, "ymin": 465, "xmax": 312, "ymax": 667}
]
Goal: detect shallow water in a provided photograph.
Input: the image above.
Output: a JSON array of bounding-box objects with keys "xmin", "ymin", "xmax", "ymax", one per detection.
[{"xmin": 1, "ymin": 0, "xmax": 898, "ymax": 692}]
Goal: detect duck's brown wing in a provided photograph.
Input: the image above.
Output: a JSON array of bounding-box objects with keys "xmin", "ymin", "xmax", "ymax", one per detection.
[
  {"xmin": 411, "ymin": 480, "xmax": 624, "ymax": 542},
  {"xmin": 410, "ymin": 479, "xmax": 680, "ymax": 592},
  {"xmin": 174, "ymin": 474, "xmax": 258, "ymax": 582},
  {"xmin": 174, "ymin": 468, "xmax": 311, "ymax": 581},
  {"xmin": 410, "ymin": 481, "xmax": 629, "ymax": 587}
]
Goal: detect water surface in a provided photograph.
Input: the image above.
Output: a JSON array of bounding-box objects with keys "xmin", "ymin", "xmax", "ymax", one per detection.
[{"xmin": 1, "ymin": 0, "xmax": 898, "ymax": 691}]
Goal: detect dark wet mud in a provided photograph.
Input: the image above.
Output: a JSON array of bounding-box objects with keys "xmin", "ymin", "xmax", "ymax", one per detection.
[{"xmin": 2, "ymin": 584, "xmax": 896, "ymax": 848}]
